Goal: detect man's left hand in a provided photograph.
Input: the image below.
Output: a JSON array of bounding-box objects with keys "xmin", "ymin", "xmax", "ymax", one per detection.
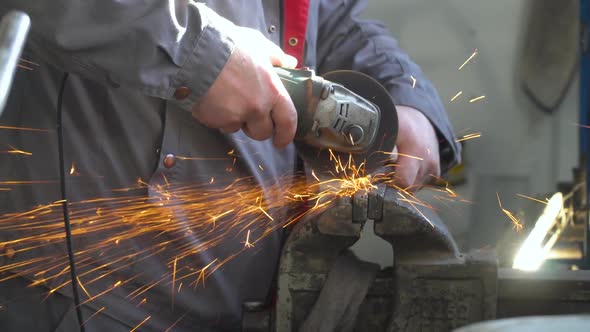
[{"xmin": 392, "ymin": 105, "xmax": 441, "ymax": 191}]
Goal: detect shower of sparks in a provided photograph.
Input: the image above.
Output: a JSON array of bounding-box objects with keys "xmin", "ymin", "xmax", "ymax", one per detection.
[
  {"xmin": 450, "ymin": 91, "xmax": 463, "ymax": 102},
  {"xmin": 469, "ymin": 95, "xmax": 486, "ymax": 103},
  {"xmin": 458, "ymin": 48, "xmax": 478, "ymax": 70},
  {"xmin": 456, "ymin": 132, "xmax": 482, "ymax": 142},
  {"xmin": 0, "ymin": 144, "xmax": 32, "ymax": 156},
  {"xmin": 410, "ymin": 75, "xmax": 417, "ymax": 88},
  {"xmin": 0, "ymin": 125, "xmax": 50, "ymax": 132},
  {"xmin": 497, "ymin": 193, "xmax": 523, "ymax": 232},
  {"xmin": 130, "ymin": 315, "xmax": 151, "ymax": 332},
  {"xmin": 0, "ymin": 149, "xmax": 466, "ymax": 313}
]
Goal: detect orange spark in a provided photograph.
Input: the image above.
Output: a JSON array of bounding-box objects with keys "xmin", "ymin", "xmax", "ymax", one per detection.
[
  {"xmin": 242, "ymin": 230, "xmax": 254, "ymax": 248},
  {"xmin": 348, "ymin": 133, "xmax": 355, "ymax": 146},
  {"xmin": 377, "ymin": 150, "xmax": 423, "ymax": 161},
  {"xmin": 81, "ymin": 306, "xmax": 106, "ymax": 326},
  {"xmin": 76, "ymin": 276, "xmax": 92, "ymax": 298},
  {"xmin": 469, "ymin": 95, "xmax": 486, "ymax": 103},
  {"xmin": 516, "ymin": 193, "xmax": 548, "ymax": 205},
  {"xmin": 17, "ymin": 64, "xmax": 33, "ymax": 70},
  {"xmin": 195, "ymin": 259, "xmax": 218, "ymax": 288},
  {"xmin": 311, "ymin": 169, "xmax": 320, "ymax": 182},
  {"xmin": 0, "ymin": 180, "xmax": 57, "ymax": 185},
  {"xmin": 165, "ymin": 313, "xmax": 188, "ymax": 332},
  {"xmin": 458, "ymin": 49, "xmax": 478, "ymax": 70},
  {"xmin": 19, "ymin": 58, "xmax": 39, "ymax": 66},
  {"xmin": 130, "ymin": 316, "xmax": 151, "ymax": 332},
  {"xmin": 172, "ymin": 257, "xmax": 177, "ymax": 308},
  {"xmin": 456, "ymin": 132, "xmax": 481, "ymax": 142},
  {"xmin": 70, "ymin": 163, "xmax": 76, "ymax": 175},
  {"xmin": 0, "ymin": 125, "xmax": 49, "ymax": 132},
  {"xmin": 258, "ymin": 205, "xmax": 274, "ymax": 221},
  {"xmin": 0, "ymin": 145, "xmax": 32, "ymax": 156},
  {"xmin": 450, "ymin": 91, "xmax": 463, "ymax": 102},
  {"xmin": 176, "ymin": 155, "xmax": 229, "ymax": 161},
  {"xmin": 497, "ymin": 193, "xmax": 523, "ymax": 232}
]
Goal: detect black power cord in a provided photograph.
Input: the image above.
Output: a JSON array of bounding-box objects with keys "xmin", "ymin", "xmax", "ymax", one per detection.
[{"xmin": 56, "ymin": 72, "xmax": 86, "ymax": 332}]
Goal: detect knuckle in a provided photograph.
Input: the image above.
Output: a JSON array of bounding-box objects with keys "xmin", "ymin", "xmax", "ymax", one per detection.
[{"xmin": 251, "ymin": 103, "xmax": 268, "ymax": 118}]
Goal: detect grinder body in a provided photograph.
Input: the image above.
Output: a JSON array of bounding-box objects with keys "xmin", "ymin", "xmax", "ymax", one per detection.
[{"xmin": 276, "ymin": 67, "xmax": 398, "ymax": 172}]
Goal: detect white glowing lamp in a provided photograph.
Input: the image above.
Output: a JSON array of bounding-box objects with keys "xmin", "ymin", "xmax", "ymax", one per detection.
[{"xmin": 512, "ymin": 192, "xmax": 564, "ymax": 271}]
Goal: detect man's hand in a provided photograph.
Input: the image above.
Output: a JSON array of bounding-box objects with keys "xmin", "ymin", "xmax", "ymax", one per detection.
[
  {"xmin": 191, "ymin": 28, "xmax": 298, "ymax": 148},
  {"xmin": 393, "ymin": 105, "xmax": 441, "ymax": 191}
]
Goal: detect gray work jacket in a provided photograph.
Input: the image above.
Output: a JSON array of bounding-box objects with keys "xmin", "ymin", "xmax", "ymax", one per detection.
[{"xmin": 0, "ymin": 1, "xmax": 460, "ymax": 331}]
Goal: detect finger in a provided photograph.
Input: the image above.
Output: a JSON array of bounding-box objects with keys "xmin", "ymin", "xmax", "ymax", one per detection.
[
  {"xmin": 243, "ymin": 115, "xmax": 274, "ymax": 141},
  {"xmin": 389, "ymin": 146, "xmax": 399, "ymax": 163},
  {"xmin": 271, "ymin": 54, "xmax": 298, "ymax": 69},
  {"xmin": 267, "ymin": 43, "xmax": 298, "ymax": 68},
  {"xmin": 395, "ymin": 156, "xmax": 419, "ymax": 191},
  {"xmin": 269, "ymin": 80, "xmax": 297, "ymax": 148},
  {"xmin": 220, "ymin": 124, "xmax": 242, "ymax": 134}
]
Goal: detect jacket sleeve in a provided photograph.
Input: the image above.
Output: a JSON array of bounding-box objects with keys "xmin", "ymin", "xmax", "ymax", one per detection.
[
  {"xmin": 0, "ymin": 1, "xmax": 238, "ymax": 110},
  {"xmin": 316, "ymin": 0, "xmax": 461, "ymax": 172}
]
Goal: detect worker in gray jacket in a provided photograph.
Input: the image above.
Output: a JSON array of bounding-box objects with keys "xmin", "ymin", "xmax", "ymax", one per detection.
[{"xmin": 0, "ymin": 1, "xmax": 460, "ymax": 331}]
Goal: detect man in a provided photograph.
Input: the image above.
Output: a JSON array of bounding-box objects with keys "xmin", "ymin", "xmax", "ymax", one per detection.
[{"xmin": 0, "ymin": 1, "xmax": 460, "ymax": 331}]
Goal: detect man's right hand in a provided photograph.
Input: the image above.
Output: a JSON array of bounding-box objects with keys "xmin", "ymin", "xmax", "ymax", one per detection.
[{"xmin": 191, "ymin": 28, "xmax": 298, "ymax": 148}]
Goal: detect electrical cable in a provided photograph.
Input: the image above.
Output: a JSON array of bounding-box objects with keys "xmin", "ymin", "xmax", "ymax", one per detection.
[{"xmin": 56, "ymin": 72, "xmax": 86, "ymax": 332}]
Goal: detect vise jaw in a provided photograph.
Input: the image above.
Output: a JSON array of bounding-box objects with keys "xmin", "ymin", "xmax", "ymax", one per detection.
[{"xmin": 270, "ymin": 185, "xmax": 498, "ymax": 332}]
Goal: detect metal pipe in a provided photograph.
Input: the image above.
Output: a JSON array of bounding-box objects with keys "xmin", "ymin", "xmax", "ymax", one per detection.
[{"xmin": 0, "ymin": 11, "xmax": 30, "ymax": 116}]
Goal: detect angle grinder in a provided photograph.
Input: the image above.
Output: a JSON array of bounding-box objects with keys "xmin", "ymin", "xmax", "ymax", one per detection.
[{"xmin": 276, "ymin": 67, "xmax": 397, "ymax": 172}]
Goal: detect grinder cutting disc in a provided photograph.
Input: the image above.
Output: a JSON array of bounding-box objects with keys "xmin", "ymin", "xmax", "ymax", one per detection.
[{"xmin": 295, "ymin": 70, "xmax": 398, "ymax": 175}]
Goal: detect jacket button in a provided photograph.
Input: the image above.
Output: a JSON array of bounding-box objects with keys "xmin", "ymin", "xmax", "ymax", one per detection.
[
  {"xmin": 163, "ymin": 154, "xmax": 176, "ymax": 168},
  {"xmin": 174, "ymin": 86, "xmax": 191, "ymax": 100},
  {"xmin": 288, "ymin": 37, "xmax": 298, "ymax": 46},
  {"xmin": 268, "ymin": 25, "xmax": 276, "ymax": 33}
]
